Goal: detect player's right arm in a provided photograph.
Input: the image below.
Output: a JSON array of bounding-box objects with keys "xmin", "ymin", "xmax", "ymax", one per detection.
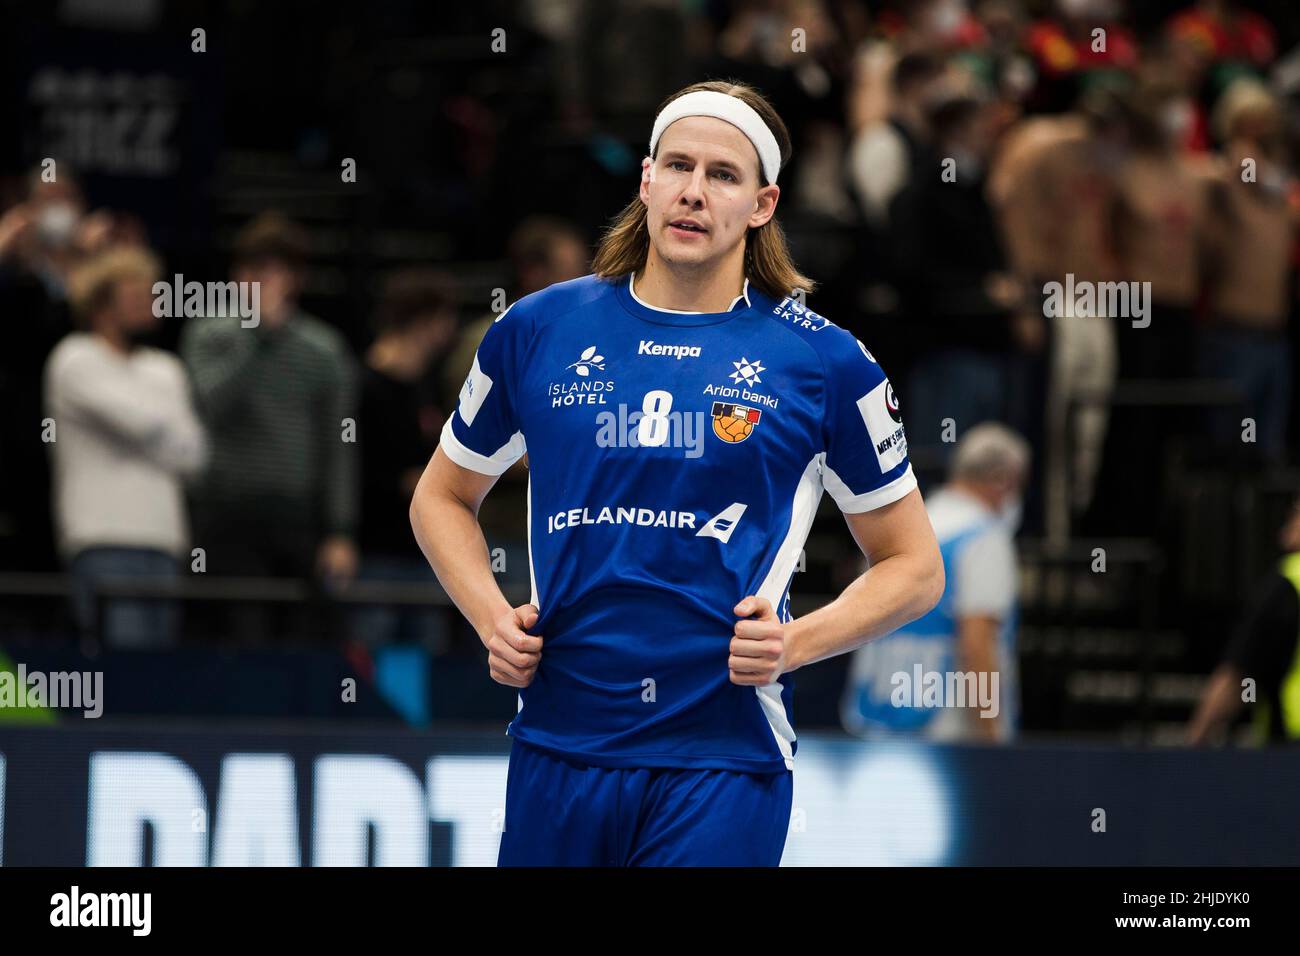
[
  {"xmin": 409, "ymin": 448, "xmax": 541, "ymax": 687},
  {"xmin": 1188, "ymin": 572, "xmax": 1295, "ymax": 745},
  {"xmin": 409, "ymin": 301, "xmax": 541, "ymax": 688}
]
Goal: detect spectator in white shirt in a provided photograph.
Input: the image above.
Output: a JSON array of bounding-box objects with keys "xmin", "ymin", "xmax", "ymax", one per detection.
[
  {"xmin": 44, "ymin": 246, "xmax": 207, "ymax": 647},
  {"xmin": 842, "ymin": 423, "xmax": 1029, "ymax": 743},
  {"xmin": 847, "ymin": 50, "xmax": 948, "ymax": 228}
]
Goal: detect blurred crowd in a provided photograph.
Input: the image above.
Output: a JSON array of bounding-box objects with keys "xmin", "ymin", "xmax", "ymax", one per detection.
[
  {"xmin": 2, "ymin": 0, "xmax": 1300, "ymax": 739},
  {"xmin": 0, "ymin": 195, "xmax": 587, "ymax": 651}
]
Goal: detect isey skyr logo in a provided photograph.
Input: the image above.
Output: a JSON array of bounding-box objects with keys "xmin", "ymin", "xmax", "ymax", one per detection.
[
  {"xmin": 772, "ymin": 297, "xmax": 834, "ymax": 331},
  {"xmin": 50, "ymin": 886, "xmax": 151, "ymax": 936}
]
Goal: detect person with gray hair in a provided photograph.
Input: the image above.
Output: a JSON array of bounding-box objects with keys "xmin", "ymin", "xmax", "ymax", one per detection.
[
  {"xmin": 842, "ymin": 423, "xmax": 1029, "ymax": 743},
  {"xmin": 949, "ymin": 422, "xmax": 1032, "ymax": 506}
]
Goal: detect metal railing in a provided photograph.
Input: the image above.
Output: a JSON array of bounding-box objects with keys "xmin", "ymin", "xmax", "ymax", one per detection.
[{"xmin": 0, "ymin": 573, "xmax": 532, "ymax": 652}]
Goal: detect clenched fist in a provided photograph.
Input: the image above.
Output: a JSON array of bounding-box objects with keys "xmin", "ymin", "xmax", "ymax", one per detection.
[
  {"xmin": 729, "ymin": 595, "xmax": 787, "ymax": 686},
  {"xmin": 486, "ymin": 603, "xmax": 543, "ymax": 688}
]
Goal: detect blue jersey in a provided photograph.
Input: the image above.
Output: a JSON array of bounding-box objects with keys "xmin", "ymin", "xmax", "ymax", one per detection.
[{"xmin": 440, "ymin": 273, "xmax": 916, "ymax": 773}]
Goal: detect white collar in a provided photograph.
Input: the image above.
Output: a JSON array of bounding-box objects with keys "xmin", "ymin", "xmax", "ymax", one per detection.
[{"xmin": 628, "ymin": 273, "xmax": 751, "ymax": 314}]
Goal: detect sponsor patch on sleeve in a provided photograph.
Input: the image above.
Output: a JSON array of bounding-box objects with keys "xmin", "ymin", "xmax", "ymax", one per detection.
[
  {"xmin": 458, "ymin": 353, "xmax": 493, "ymax": 427},
  {"xmin": 856, "ymin": 379, "xmax": 907, "ymax": 472}
]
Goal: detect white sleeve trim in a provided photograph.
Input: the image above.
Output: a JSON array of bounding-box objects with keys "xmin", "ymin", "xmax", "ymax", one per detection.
[
  {"xmin": 439, "ymin": 417, "xmax": 526, "ymax": 476},
  {"xmin": 823, "ymin": 460, "xmax": 917, "ymax": 514}
]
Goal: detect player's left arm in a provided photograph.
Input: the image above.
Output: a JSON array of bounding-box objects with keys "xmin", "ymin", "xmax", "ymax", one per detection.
[
  {"xmin": 729, "ymin": 488, "xmax": 942, "ymax": 685},
  {"xmin": 729, "ymin": 332, "xmax": 943, "ymax": 686},
  {"xmin": 790, "ymin": 488, "xmax": 942, "ymax": 670}
]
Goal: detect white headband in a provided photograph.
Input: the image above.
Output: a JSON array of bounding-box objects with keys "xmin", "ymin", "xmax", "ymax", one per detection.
[{"xmin": 648, "ymin": 90, "xmax": 781, "ymax": 186}]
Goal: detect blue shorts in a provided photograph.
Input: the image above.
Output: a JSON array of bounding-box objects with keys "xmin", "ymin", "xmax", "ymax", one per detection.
[{"xmin": 497, "ymin": 740, "xmax": 793, "ymax": 866}]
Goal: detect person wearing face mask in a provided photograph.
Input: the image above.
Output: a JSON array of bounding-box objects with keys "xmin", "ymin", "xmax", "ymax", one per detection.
[
  {"xmin": 0, "ymin": 169, "xmax": 115, "ymax": 575},
  {"xmin": 44, "ymin": 246, "xmax": 208, "ymax": 648},
  {"xmin": 847, "ymin": 50, "xmax": 949, "ymax": 230},
  {"xmin": 35, "ymin": 198, "xmax": 78, "ymax": 249},
  {"xmin": 890, "ymin": 96, "xmax": 1020, "ymax": 474},
  {"xmin": 842, "ymin": 423, "xmax": 1029, "ymax": 743}
]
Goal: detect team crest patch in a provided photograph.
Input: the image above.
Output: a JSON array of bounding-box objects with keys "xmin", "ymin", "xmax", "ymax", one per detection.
[{"xmin": 711, "ymin": 401, "xmax": 762, "ymax": 443}]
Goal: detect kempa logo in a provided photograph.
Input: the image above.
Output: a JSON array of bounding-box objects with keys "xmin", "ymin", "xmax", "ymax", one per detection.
[
  {"xmin": 1042, "ymin": 272, "xmax": 1151, "ymax": 328},
  {"xmin": 0, "ymin": 664, "xmax": 102, "ymax": 718},
  {"xmin": 152, "ymin": 274, "xmax": 260, "ymax": 328},
  {"xmin": 638, "ymin": 339, "xmax": 701, "ymax": 359},
  {"xmin": 729, "ymin": 356, "xmax": 765, "ymax": 386},
  {"xmin": 50, "ymin": 886, "xmax": 151, "ymax": 936},
  {"xmin": 891, "ymin": 666, "xmax": 1000, "ymax": 719}
]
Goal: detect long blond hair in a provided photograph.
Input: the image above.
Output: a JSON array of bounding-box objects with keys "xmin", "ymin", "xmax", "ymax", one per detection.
[{"xmin": 591, "ymin": 79, "xmax": 816, "ymax": 300}]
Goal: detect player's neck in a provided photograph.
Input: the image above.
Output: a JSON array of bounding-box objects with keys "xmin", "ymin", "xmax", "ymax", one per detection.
[{"xmin": 635, "ymin": 249, "xmax": 747, "ymax": 313}]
